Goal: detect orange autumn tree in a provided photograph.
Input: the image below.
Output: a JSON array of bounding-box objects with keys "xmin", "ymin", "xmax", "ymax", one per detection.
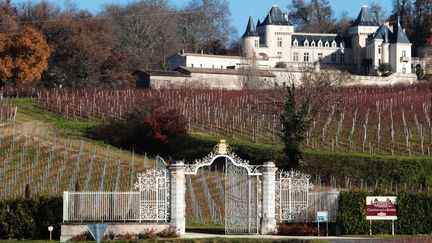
[{"xmin": 0, "ymin": 27, "xmax": 50, "ymax": 86}]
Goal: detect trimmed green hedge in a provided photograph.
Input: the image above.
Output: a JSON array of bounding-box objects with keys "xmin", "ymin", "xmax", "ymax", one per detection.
[
  {"xmin": 338, "ymin": 190, "xmax": 432, "ymax": 235},
  {"xmin": 301, "ymin": 151, "xmax": 432, "ymax": 188},
  {"xmin": 0, "ymin": 196, "xmax": 62, "ymax": 240}
]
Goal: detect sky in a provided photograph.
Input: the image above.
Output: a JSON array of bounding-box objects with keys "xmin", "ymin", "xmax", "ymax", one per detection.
[{"xmin": 12, "ymin": 0, "xmax": 394, "ymax": 37}]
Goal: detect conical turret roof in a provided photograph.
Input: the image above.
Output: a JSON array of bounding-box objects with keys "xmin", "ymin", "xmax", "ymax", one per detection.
[
  {"xmin": 258, "ymin": 4, "xmax": 289, "ymax": 26},
  {"xmin": 352, "ymin": 6, "xmax": 379, "ymax": 27},
  {"xmin": 242, "ymin": 16, "xmax": 259, "ymax": 38}
]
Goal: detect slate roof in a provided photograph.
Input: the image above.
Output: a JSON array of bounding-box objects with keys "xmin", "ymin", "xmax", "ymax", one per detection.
[
  {"xmin": 390, "ymin": 23, "xmax": 410, "ymax": 44},
  {"xmin": 176, "ymin": 66, "xmax": 276, "ymax": 78},
  {"xmin": 352, "ymin": 6, "xmax": 379, "ymax": 27},
  {"xmin": 242, "ymin": 16, "xmax": 259, "ymax": 38},
  {"xmin": 292, "ymin": 34, "xmax": 352, "ymax": 48},
  {"xmin": 369, "ymin": 25, "xmax": 390, "ymax": 42},
  {"xmin": 257, "ymin": 5, "xmax": 289, "ymax": 26},
  {"xmin": 367, "ymin": 23, "xmax": 411, "ymax": 44},
  {"xmin": 133, "ymin": 70, "xmax": 190, "ymax": 77}
]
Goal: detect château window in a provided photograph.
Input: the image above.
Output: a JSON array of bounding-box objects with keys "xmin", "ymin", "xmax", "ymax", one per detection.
[
  {"xmin": 254, "ymin": 40, "xmax": 259, "ymax": 48},
  {"xmin": 332, "ymin": 41, "xmax": 337, "ymax": 48},
  {"xmin": 304, "ymin": 52, "xmax": 309, "ymax": 62},
  {"xmin": 311, "ymin": 41, "xmax": 316, "ymax": 47},
  {"xmin": 277, "ymin": 37, "xmax": 283, "ymax": 47},
  {"xmin": 293, "ymin": 52, "xmax": 299, "ymax": 62},
  {"xmin": 402, "ymin": 50, "xmax": 407, "ymax": 57},
  {"xmin": 318, "ymin": 41, "xmax": 323, "ymax": 47},
  {"xmin": 318, "ymin": 53, "xmax": 323, "ymax": 61},
  {"xmin": 340, "ymin": 53, "xmax": 345, "ymax": 63},
  {"xmin": 378, "ymin": 45, "xmax": 381, "ymax": 54},
  {"xmin": 293, "ymin": 40, "xmax": 298, "ymax": 46},
  {"xmin": 331, "ymin": 53, "xmax": 336, "ymax": 63},
  {"xmin": 402, "ymin": 66, "xmax": 406, "ymax": 73},
  {"xmin": 277, "ymin": 51, "xmax": 282, "ymax": 57},
  {"xmin": 304, "ymin": 40, "xmax": 309, "ymax": 47},
  {"xmin": 325, "ymin": 42, "xmax": 329, "ymax": 47}
]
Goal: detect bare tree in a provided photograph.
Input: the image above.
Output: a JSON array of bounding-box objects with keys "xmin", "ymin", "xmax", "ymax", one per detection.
[
  {"xmin": 279, "ymin": 70, "xmax": 347, "ymax": 168},
  {"xmin": 178, "ymin": 0, "xmax": 236, "ymax": 53},
  {"xmin": 370, "ymin": 2, "xmax": 387, "ymax": 24},
  {"xmin": 289, "ymin": 0, "xmax": 335, "ymax": 33},
  {"xmin": 104, "ymin": 0, "xmax": 181, "ymax": 70}
]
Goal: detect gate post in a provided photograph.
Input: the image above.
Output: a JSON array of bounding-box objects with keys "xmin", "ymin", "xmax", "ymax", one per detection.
[
  {"xmin": 260, "ymin": 161, "xmax": 277, "ymax": 234},
  {"xmin": 169, "ymin": 160, "xmax": 186, "ymax": 235}
]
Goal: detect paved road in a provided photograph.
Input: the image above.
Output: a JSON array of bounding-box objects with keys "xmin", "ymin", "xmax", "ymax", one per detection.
[{"xmin": 182, "ymin": 233, "xmax": 432, "ymax": 242}]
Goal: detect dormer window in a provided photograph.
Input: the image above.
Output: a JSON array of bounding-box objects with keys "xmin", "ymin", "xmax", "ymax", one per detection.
[
  {"xmin": 318, "ymin": 40, "xmax": 323, "ymax": 47},
  {"xmin": 304, "ymin": 40, "xmax": 309, "ymax": 47},
  {"xmin": 311, "ymin": 41, "xmax": 316, "ymax": 47},
  {"xmin": 332, "ymin": 41, "xmax": 337, "ymax": 48},
  {"xmin": 340, "ymin": 41, "xmax": 345, "ymax": 49},
  {"xmin": 293, "ymin": 39, "xmax": 298, "ymax": 47},
  {"xmin": 325, "ymin": 41, "xmax": 329, "ymax": 47}
]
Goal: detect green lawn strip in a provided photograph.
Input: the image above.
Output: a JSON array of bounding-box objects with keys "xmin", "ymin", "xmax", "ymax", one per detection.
[
  {"xmin": 340, "ymin": 234, "xmax": 432, "ymax": 239},
  {"xmin": 0, "ymin": 240, "xmax": 329, "ymax": 243},
  {"xmin": 12, "ymin": 99, "xmax": 101, "ymax": 142}
]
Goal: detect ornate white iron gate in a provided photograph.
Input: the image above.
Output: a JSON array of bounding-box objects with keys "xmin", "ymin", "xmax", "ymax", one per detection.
[
  {"xmin": 134, "ymin": 168, "xmax": 170, "ymax": 222},
  {"xmin": 225, "ymin": 158, "xmax": 261, "ymax": 234},
  {"xmin": 184, "ymin": 140, "xmax": 262, "ymax": 235},
  {"xmin": 276, "ymin": 170, "xmax": 312, "ymax": 222}
]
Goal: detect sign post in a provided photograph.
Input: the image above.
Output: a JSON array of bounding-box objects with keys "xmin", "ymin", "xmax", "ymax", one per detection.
[
  {"xmin": 48, "ymin": 226, "xmax": 53, "ymax": 241},
  {"xmin": 366, "ymin": 196, "xmax": 397, "ymax": 235},
  {"xmin": 317, "ymin": 211, "xmax": 328, "ymax": 236}
]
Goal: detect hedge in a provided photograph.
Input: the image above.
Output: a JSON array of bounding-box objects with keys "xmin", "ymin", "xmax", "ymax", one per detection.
[
  {"xmin": 338, "ymin": 190, "xmax": 432, "ymax": 235},
  {"xmin": 301, "ymin": 150, "xmax": 432, "ymax": 188},
  {"xmin": 0, "ymin": 196, "xmax": 62, "ymax": 240}
]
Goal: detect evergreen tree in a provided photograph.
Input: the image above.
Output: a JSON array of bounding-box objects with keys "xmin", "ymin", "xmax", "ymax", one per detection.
[{"xmin": 280, "ymin": 84, "xmax": 311, "ymax": 169}]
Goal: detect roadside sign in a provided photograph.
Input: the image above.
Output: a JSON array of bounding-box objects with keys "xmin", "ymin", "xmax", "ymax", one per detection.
[
  {"xmin": 317, "ymin": 211, "xmax": 328, "ymax": 222},
  {"xmin": 366, "ymin": 196, "xmax": 397, "ymax": 220}
]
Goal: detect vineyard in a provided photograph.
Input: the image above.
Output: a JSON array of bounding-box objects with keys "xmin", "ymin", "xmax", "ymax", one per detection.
[
  {"xmin": 0, "ymin": 127, "xmax": 155, "ymax": 200},
  {"xmin": 0, "ymin": 101, "xmax": 17, "ymax": 126},
  {"xmin": 34, "ymin": 84, "xmax": 432, "ymax": 156}
]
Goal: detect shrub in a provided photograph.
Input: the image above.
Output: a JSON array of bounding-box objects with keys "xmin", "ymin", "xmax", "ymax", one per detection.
[
  {"xmin": 91, "ymin": 97, "xmax": 188, "ymax": 155},
  {"xmin": 275, "ymin": 61, "xmax": 287, "ymax": 68},
  {"xmin": 278, "ymin": 223, "xmax": 318, "ymax": 236},
  {"xmin": 138, "ymin": 229, "xmax": 157, "ymax": 239},
  {"xmin": 157, "ymin": 226, "xmax": 179, "ymax": 238},
  {"xmin": 0, "ymin": 196, "xmax": 62, "ymax": 240},
  {"xmin": 337, "ymin": 190, "xmax": 432, "ymax": 235},
  {"xmin": 70, "ymin": 231, "xmax": 93, "ymax": 241},
  {"xmin": 378, "ymin": 63, "xmax": 394, "ymax": 77}
]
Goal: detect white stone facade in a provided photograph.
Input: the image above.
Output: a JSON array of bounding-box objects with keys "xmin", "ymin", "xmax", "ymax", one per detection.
[{"xmin": 167, "ymin": 5, "xmax": 413, "ymax": 76}]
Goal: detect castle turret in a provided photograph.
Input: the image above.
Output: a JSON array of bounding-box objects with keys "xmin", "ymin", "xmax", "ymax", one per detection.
[
  {"xmin": 350, "ymin": 5, "xmax": 380, "ymax": 73},
  {"xmin": 242, "ymin": 16, "xmax": 260, "ymax": 58}
]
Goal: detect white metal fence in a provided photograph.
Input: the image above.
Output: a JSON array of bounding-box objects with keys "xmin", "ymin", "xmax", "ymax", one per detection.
[
  {"xmin": 134, "ymin": 169, "xmax": 170, "ymax": 222},
  {"xmin": 63, "ymin": 169, "xmax": 170, "ymax": 223},
  {"xmin": 276, "ymin": 170, "xmax": 313, "ymax": 222},
  {"xmin": 63, "ymin": 191, "xmax": 140, "ymax": 222}
]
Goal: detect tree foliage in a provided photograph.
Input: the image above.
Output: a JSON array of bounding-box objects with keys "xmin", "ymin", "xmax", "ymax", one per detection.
[
  {"xmin": 91, "ymin": 98, "xmax": 188, "ymax": 155},
  {"xmin": 288, "ymin": 0, "xmax": 335, "ymax": 33},
  {"xmin": 280, "ymin": 71, "xmax": 344, "ymax": 168},
  {"xmin": 0, "ymin": 27, "xmax": 50, "ymax": 86}
]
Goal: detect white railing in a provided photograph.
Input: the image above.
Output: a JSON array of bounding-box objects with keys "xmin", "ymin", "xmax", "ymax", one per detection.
[
  {"xmin": 276, "ymin": 170, "xmax": 313, "ymax": 222},
  {"xmin": 63, "ymin": 191, "xmax": 140, "ymax": 222}
]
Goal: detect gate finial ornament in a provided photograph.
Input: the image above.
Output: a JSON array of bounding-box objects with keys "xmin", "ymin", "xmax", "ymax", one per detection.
[{"xmin": 214, "ymin": 139, "xmax": 232, "ymax": 155}]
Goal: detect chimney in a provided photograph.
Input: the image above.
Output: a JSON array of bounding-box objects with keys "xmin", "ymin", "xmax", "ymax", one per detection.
[{"xmin": 180, "ymin": 49, "xmax": 184, "ymax": 55}]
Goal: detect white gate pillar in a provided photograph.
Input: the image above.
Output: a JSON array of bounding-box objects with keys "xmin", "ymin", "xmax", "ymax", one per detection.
[
  {"xmin": 260, "ymin": 161, "xmax": 277, "ymax": 234},
  {"xmin": 169, "ymin": 160, "xmax": 186, "ymax": 235}
]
